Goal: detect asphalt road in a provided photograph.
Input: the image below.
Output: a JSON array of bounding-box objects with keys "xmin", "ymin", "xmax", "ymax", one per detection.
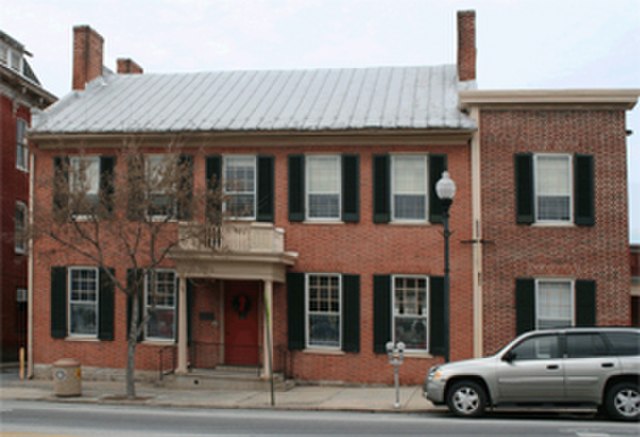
[{"xmin": 0, "ymin": 400, "xmax": 638, "ymax": 436}]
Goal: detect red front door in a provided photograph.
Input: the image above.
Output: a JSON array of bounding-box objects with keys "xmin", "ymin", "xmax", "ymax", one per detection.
[{"xmin": 224, "ymin": 281, "xmax": 259, "ymax": 366}]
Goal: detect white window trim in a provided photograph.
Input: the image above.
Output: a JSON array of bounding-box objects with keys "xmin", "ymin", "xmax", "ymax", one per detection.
[
  {"xmin": 533, "ymin": 153, "xmax": 573, "ymax": 224},
  {"xmin": 305, "ymin": 273, "xmax": 342, "ymax": 350},
  {"xmin": 223, "ymin": 155, "xmax": 257, "ymax": 221},
  {"xmin": 14, "ymin": 201, "xmax": 27, "ymax": 254},
  {"xmin": 67, "ymin": 266, "xmax": 99, "ymax": 339},
  {"xmin": 16, "ymin": 119, "xmax": 28, "ymax": 172},
  {"xmin": 535, "ymin": 278, "xmax": 575, "ymax": 330},
  {"xmin": 144, "ymin": 269, "xmax": 177, "ymax": 342},
  {"xmin": 391, "ymin": 274, "xmax": 430, "ymax": 353},
  {"xmin": 305, "ymin": 155, "xmax": 342, "ymax": 222},
  {"xmin": 390, "ymin": 154, "xmax": 429, "ymax": 223}
]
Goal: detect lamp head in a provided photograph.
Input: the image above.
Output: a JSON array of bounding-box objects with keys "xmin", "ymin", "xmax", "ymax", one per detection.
[
  {"xmin": 386, "ymin": 341, "xmax": 394, "ymax": 354},
  {"xmin": 435, "ymin": 171, "xmax": 456, "ymax": 201}
]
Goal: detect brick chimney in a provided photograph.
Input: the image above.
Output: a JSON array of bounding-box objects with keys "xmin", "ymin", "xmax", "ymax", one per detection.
[
  {"xmin": 457, "ymin": 10, "xmax": 476, "ymax": 82},
  {"xmin": 72, "ymin": 25, "xmax": 104, "ymax": 90},
  {"xmin": 117, "ymin": 58, "xmax": 143, "ymax": 74}
]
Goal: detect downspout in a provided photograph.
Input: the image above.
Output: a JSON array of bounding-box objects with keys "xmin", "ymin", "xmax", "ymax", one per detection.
[
  {"xmin": 470, "ymin": 107, "xmax": 484, "ymax": 358},
  {"xmin": 27, "ymin": 152, "xmax": 35, "ymax": 378}
]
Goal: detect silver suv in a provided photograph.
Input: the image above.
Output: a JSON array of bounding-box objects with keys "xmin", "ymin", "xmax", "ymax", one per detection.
[{"xmin": 424, "ymin": 327, "xmax": 640, "ymax": 421}]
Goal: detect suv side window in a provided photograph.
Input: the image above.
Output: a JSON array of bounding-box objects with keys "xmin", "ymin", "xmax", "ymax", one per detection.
[
  {"xmin": 566, "ymin": 333, "xmax": 608, "ymax": 358},
  {"xmin": 602, "ymin": 332, "xmax": 640, "ymax": 356},
  {"xmin": 509, "ymin": 334, "xmax": 560, "ymax": 360}
]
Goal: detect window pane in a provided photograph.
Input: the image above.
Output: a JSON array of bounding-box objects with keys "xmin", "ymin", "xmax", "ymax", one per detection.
[
  {"xmin": 603, "ymin": 332, "xmax": 640, "ymax": 356},
  {"xmin": 537, "ymin": 281, "xmax": 572, "ymax": 328},
  {"xmin": 308, "ymin": 314, "xmax": 339, "ymax": 347},
  {"xmin": 69, "ymin": 269, "xmax": 98, "ymax": 336},
  {"xmin": 393, "ymin": 156, "xmax": 426, "ymax": 192},
  {"xmin": 307, "ymin": 156, "xmax": 339, "ymax": 193},
  {"xmin": 394, "ymin": 195, "xmax": 426, "ymax": 220},
  {"xmin": 510, "ymin": 335, "xmax": 560, "ymax": 360},
  {"xmin": 308, "ymin": 194, "xmax": 339, "ymax": 218},
  {"xmin": 147, "ymin": 308, "xmax": 175, "ymax": 339},
  {"xmin": 70, "ymin": 157, "xmax": 100, "ymax": 195},
  {"xmin": 537, "ymin": 196, "xmax": 570, "ymax": 221},
  {"xmin": 70, "ymin": 304, "xmax": 97, "ymax": 335},
  {"xmin": 393, "ymin": 276, "xmax": 428, "ymax": 351},
  {"xmin": 566, "ymin": 333, "xmax": 608, "ymax": 358}
]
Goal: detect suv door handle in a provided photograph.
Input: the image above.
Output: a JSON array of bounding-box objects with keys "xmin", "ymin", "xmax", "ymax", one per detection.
[
  {"xmin": 547, "ymin": 364, "xmax": 559, "ymax": 370},
  {"xmin": 601, "ymin": 362, "xmax": 614, "ymax": 368}
]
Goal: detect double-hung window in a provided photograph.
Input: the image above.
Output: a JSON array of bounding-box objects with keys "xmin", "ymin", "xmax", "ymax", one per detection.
[
  {"xmin": 306, "ymin": 273, "xmax": 341, "ymax": 348},
  {"xmin": 16, "ymin": 119, "xmax": 28, "ymax": 172},
  {"xmin": 393, "ymin": 276, "xmax": 429, "ymax": 351},
  {"xmin": 145, "ymin": 270, "xmax": 177, "ymax": 341},
  {"xmin": 391, "ymin": 155, "xmax": 428, "ymax": 221},
  {"xmin": 14, "ymin": 201, "xmax": 27, "ymax": 254},
  {"xmin": 224, "ymin": 156, "xmax": 256, "ymax": 219},
  {"xmin": 306, "ymin": 156, "xmax": 341, "ymax": 220},
  {"xmin": 536, "ymin": 279, "xmax": 574, "ymax": 329},
  {"xmin": 69, "ymin": 156, "xmax": 100, "ymax": 216},
  {"xmin": 68, "ymin": 267, "xmax": 99, "ymax": 337},
  {"xmin": 146, "ymin": 155, "xmax": 176, "ymax": 218},
  {"xmin": 534, "ymin": 154, "xmax": 572, "ymax": 223}
]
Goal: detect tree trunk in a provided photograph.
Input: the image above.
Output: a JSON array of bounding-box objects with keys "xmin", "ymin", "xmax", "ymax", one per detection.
[{"xmin": 126, "ymin": 290, "xmax": 139, "ymax": 399}]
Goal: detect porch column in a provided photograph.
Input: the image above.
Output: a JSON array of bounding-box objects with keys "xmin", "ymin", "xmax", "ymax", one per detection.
[
  {"xmin": 262, "ymin": 280, "xmax": 274, "ymax": 379},
  {"xmin": 176, "ymin": 274, "xmax": 188, "ymax": 374}
]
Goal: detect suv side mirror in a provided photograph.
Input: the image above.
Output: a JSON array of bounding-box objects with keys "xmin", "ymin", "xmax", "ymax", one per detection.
[{"xmin": 502, "ymin": 351, "xmax": 516, "ymax": 363}]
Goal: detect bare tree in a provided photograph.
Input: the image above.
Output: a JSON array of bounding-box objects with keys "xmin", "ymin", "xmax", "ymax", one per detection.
[{"xmin": 29, "ymin": 140, "xmax": 225, "ymax": 399}]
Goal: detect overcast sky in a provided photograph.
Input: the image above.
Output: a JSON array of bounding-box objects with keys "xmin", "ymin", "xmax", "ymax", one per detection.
[{"xmin": 2, "ymin": 0, "xmax": 639, "ymax": 241}]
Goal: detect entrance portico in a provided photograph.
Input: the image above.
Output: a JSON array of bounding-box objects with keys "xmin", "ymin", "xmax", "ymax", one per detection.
[{"xmin": 171, "ymin": 222, "xmax": 297, "ymax": 378}]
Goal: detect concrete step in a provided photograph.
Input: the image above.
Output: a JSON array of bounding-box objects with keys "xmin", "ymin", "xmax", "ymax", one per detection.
[{"xmin": 160, "ymin": 368, "xmax": 295, "ymax": 392}]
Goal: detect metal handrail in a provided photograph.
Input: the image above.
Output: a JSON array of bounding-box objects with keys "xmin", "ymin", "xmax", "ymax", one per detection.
[{"xmin": 158, "ymin": 345, "xmax": 177, "ymax": 381}]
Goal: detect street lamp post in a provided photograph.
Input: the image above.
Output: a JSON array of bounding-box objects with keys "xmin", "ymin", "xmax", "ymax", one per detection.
[{"xmin": 435, "ymin": 171, "xmax": 456, "ymax": 363}]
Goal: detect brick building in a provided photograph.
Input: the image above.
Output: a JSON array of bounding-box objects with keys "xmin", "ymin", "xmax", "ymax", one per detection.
[
  {"xmin": 0, "ymin": 31, "xmax": 55, "ymax": 362},
  {"xmin": 27, "ymin": 12, "xmax": 638, "ymax": 384}
]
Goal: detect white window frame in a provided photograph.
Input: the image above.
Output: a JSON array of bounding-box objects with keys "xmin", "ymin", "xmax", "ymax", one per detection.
[
  {"xmin": 391, "ymin": 155, "xmax": 429, "ymax": 223},
  {"xmin": 305, "ymin": 273, "xmax": 342, "ymax": 350},
  {"xmin": 535, "ymin": 278, "xmax": 575, "ymax": 330},
  {"xmin": 145, "ymin": 155, "xmax": 178, "ymax": 220},
  {"xmin": 16, "ymin": 288, "xmax": 28, "ymax": 303},
  {"xmin": 144, "ymin": 269, "xmax": 177, "ymax": 341},
  {"xmin": 16, "ymin": 118, "xmax": 28, "ymax": 172},
  {"xmin": 223, "ymin": 155, "xmax": 257, "ymax": 220},
  {"xmin": 534, "ymin": 154, "xmax": 573, "ymax": 224},
  {"xmin": 305, "ymin": 155, "xmax": 342, "ymax": 221},
  {"xmin": 14, "ymin": 201, "xmax": 27, "ymax": 254},
  {"xmin": 68, "ymin": 267, "xmax": 99, "ymax": 338},
  {"xmin": 392, "ymin": 275, "xmax": 430, "ymax": 352}
]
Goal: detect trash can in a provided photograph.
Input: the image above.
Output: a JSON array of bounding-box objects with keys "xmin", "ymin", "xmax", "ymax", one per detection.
[{"xmin": 52, "ymin": 358, "xmax": 81, "ymax": 397}]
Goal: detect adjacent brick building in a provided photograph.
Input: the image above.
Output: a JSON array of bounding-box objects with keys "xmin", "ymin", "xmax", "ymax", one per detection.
[
  {"xmin": 27, "ymin": 12, "xmax": 638, "ymax": 384},
  {"xmin": 0, "ymin": 31, "xmax": 55, "ymax": 362}
]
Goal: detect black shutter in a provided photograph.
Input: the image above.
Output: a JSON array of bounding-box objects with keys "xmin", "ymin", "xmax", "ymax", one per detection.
[
  {"xmin": 53, "ymin": 157, "xmax": 69, "ymax": 220},
  {"xmin": 429, "ymin": 276, "xmax": 445, "ymax": 356},
  {"xmin": 373, "ymin": 155, "xmax": 390, "ymax": 223},
  {"xmin": 515, "ymin": 154, "xmax": 535, "ymax": 224},
  {"xmin": 429, "ymin": 155, "xmax": 447, "ymax": 224},
  {"xmin": 287, "ymin": 272, "xmax": 305, "ymax": 350},
  {"xmin": 177, "ymin": 154, "xmax": 194, "ymax": 220},
  {"xmin": 257, "ymin": 155, "xmax": 275, "ymax": 222},
  {"xmin": 341, "ymin": 274, "xmax": 360, "ymax": 353},
  {"xmin": 126, "ymin": 269, "xmax": 145, "ymax": 342},
  {"xmin": 576, "ymin": 280, "xmax": 596, "ymax": 327},
  {"xmin": 574, "ymin": 154, "xmax": 595, "ymax": 226},
  {"xmin": 51, "ymin": 266, "xmax": 67, "ymax": 339},
  {"xmin": 99, "ymin": 156, "xmax": 116, "ymax": 217},
  {"xmin": 515, "ymin": 278, "xmax": 535, "ymax": 334},
  {"xmin": 288, "ymin": 155, "xmax": 305, "ymax": 222},
  {"xmin": 205, "ymin": 155, "xmax": 222, "ymax": 222},
  {"xmin": 373, "ymin": 275, "xmax": 391, "ymax": 353},
  {"xmin": 98, "ymin": 268, "xmax": 115, "ymax": 341},
  {"xmin": 342, "ymin": 155, "xmax": 360, "ymax": 223}
]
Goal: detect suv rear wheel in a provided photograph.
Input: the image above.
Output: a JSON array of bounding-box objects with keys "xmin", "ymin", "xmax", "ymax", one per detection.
[
  {"xmin": 605, "ymin": 382, "xmax": 640, "ymax": 421},
  {"xmin": 446, "ymin": 380, "xmax": 488, "ymax": 418}
]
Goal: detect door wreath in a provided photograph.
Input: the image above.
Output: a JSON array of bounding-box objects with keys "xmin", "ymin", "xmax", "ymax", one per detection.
[{"xmin": 232, "ymin": 294, "xmax": 251, "ymax": 319}]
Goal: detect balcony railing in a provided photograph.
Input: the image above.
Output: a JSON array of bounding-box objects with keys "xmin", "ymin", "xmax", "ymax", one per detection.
[{"xmin": 178, "ymin": 222, "xmax": 285, "ymax": 254}]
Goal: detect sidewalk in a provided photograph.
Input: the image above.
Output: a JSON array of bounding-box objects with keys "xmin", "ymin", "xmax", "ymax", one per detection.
[{"xmin": 0, "ymin": 371, "xmax": 438, "ymax": 413}]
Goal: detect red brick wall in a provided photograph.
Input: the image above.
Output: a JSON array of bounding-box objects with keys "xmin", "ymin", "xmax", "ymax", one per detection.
[
  {"xmin": 31, "ymin": 141, "xmax": 474, "ymax": 385},
  {"xmin": 479, "ymin": 109, "xmax": 631, "ymax": 354},
  {"xmin": 1, "ymin": 94, "xmax": 30, "ymax": 361}
]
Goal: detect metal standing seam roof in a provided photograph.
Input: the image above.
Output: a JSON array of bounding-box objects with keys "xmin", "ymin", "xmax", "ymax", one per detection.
[{"xmin": 31, "ymin": 64, "xmax": 476, "ymax": 135}]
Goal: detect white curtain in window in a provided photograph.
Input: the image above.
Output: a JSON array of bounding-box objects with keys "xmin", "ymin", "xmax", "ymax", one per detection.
[
  {"xmin": 307, "ymin": 156, "xmax": 339, "ymax": 193},
  {"xmin": 537, "ymin": 281, "xmax": 572, "ymax": 328},
  {"xmin": 536, "ymin": 156, "xmax": 570, "ymax": 196},
  {"xmin": 393, "ymin": 156, "xmax": 426, "ymax": 193}
]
